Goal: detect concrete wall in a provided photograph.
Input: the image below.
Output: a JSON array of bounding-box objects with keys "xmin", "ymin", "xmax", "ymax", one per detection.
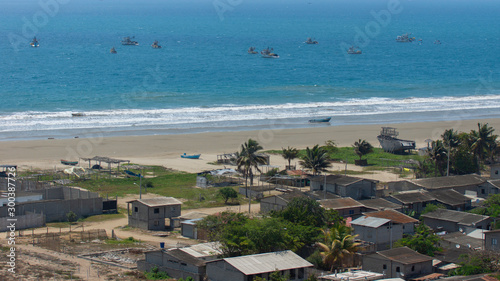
[
  {"xmin": 260, "ymin": 196, "xmax": 288, "ymax": 213},
  {"xmin": 485, "ymin": 232, "xmax": 500, "ymax": 251},
  {"xmin": 128, "ymin": 201, "xmax": 181, "ymax": 231},
  {"xmin": 362, "ymin": 255, "xmax": 432, "ymax": 279},
  {"xmin": 0, "ymin": 212, "xmax": 45, "ymax": 231},
  {"xmin": 182, "ymin": 223, "xmax": 197, "ymax": 239},
  {"xmin": 139, "ymin": 251, "xmax": 205, "ymax": 281},
  {"xmin": 207, "ymin": 260, "xmax": 246, "ymax": 281},
  {"xmin": 352, "ymin": 223, "xmax": 403, "ymax": 251},
  {"xmin": 310, "ymin": 180, "xmax": 375, "ymax": 200}
]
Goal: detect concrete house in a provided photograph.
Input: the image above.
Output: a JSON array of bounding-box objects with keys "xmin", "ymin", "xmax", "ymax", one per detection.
[
  {"xmin": 206, "ymin": 250, "xmax": 313, "ymax": 281},
  {"xmin": 351, "ymin": 216, "xmax": 403, "ymax": 251},
  {"xmin": 310, "ymin": 175, "xmax": 378, "ymax": 200},
  {"xmin": 386, "ymin": 191, "xmax": 437, "ymax": 215},
  {"xmin": 362, "ymin": 247, "xmax": 433, "ymax": 279},
  {"xmin": 363, "ymin": 209, "xmax": 418, "ymax": 235},
  {"xmin": 421, "ymin": 209, "xmax": 492, "ymax": 234},
  {"xmin": 138, "ymin": 242, "xmax": 222, "ymax": 281},
  {"xmin": 428, "ymin": 189, "xmax": 472, "ymax": 211},
  {"xmin": 477, "ymin": 180, "xmax": 500, "ymax": 198},
  {"xmin": 484, "ymin": 229, "xmax": 500, "ymax": 251},
  {"xmin": 491, "ymin": 164, "xmax": 500, "ymax": 179},
  {"xmin": 127, "ymin": 197, "xmax": 182, "ymax": 231},
  {"xmin": 260, "ymin": 191, "xmax": 309, "ymax": 213},
  {"xmin": 318, "ymin": 197, "xmax": 371, "ymax": 218},
  {"xmin": 440, "ymin": 232, "xmax": 484, "ymax": 250}
]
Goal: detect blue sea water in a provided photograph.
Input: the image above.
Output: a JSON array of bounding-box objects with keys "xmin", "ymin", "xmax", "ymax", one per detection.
[{"xmin": 0, "ymin": 0, "xmax": 499, "ymax": 140}]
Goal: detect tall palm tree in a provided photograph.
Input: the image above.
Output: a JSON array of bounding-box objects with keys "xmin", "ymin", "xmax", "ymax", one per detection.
[
  {"xmin": 441, "ymin": 129, "xmax": 460, "ymax": 149},
  {"xmin": 299, "ymin": 145, "xmax": 331, "ymax": 175},
  {"xmin": 469, "ymin": 123, "xmax": 497, "ymax": 172},
  {"xmin": 316, "ymin": 225, "xmax": 360, "ymax": 271},
  {"xmin": 428, "ymin": 140, "xmax": 448, "ymax": 176},
  {"xmin": 352, "ymin": 139, "xmax": 374, "ymax": 161},
  {"xmin": 281, "ymin": 146, "xmax": 299, "ymax": 170},
  {"xmin": 236, "ymin": 139, "xmax": 267, "ymax": 187}
]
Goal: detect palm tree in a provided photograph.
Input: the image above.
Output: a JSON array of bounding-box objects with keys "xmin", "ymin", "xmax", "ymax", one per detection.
[
  {"xmin": 428, "ymin": 140, "xmax": 448, "ymax": 176},
  {"xmin": 299, "ymin": 145, "xmax": 331, "ymax": 175},
  {"xmin": 281, "ymin": 146, "xmax": 299, "ymax": 170},
  {"xmin": 469, "ymin": 123, "xmax": 497, "ymax": 172},
  {"xmin": 441, "ymin": 129, "xmax": 460, "ymax": 149},
  {"xmin": 352, "ymin": 139, "xmax": 374, "ymax": 163},
  {"xmin": 236, "ymin": 139, "xmax": 267, "ymax": 187},
  {"xmin": 316, "ymin": 225, "xmax": 360, "ymax": 271}
]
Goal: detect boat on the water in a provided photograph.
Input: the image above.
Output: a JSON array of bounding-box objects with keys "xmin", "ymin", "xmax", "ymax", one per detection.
[
  {"xmin": 396, "ymin": 33, "xmax": 415, "ymax": 43},
  {"xmin": 121, "ymin": 36, "xmax": 139, "ymax": 46},
  {"xmin": 305, "ymin": 37, "xmax": 318, "ymax": 44},
  {"xmin": 347, "ymin": 46, "xmax": 362, "ymax": 54},
  {"xmin": 261, "ymin": 47, "xmax": 279, "ymax": 58},
  {"xmin": 30, "ymin": 37, "xmax": 39, "ymax": 47},
  {"xmin": 151, "ymin": 40, "xmax": 162, "ymax": 49},
  {"xmin": 61, "ymin": 159, "xmax": 78, "ymax": 166},
  {"xmin": 248, "ymin": 47, "xmax": 258, "ymax": 54},
  {"xmin": 434, "ymin": 40, "xmax": 441, "ymax": 45},
  {"xmin": 181, "ymin": 153, "xmax": 201, "ymax": 159},
  {"xmin": 72, "ymin": 113, "xmax": 85, "ymax": 117},
  {"xmin": 377, "ymin": 127, "xmax": 416, "ymax": 154},
  {"xmin": 309, "ymin": 117, "xmax": 331, "ymax": 123},
  {"xmin": 110, "ymin": 47, "xmax": 117, "ymax": 54}
]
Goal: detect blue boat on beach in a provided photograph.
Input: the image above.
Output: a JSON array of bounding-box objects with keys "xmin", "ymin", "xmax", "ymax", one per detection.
[
  {"xmin": 125, "ymin": 170, "xmax": 143, "ymax": 178},
  {"xmin": 181, "ymin": 153, "xmax": 201, "ymax": 159},
  {"xmin": 309, "ymin": 117, "xmax": 331, "ymax": 123}
]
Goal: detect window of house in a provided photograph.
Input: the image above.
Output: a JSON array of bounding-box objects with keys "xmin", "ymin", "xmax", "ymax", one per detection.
[
  {"xmin": 482, "ymin": 189, "xmax": 486, "ymax": 194},
  {"xmin": 320, "ymin": 184, "xmax": 324, "ymax": 190},
  {"xmin": 171, "ymin": 206, "xmax": 176, "ymax": 211},
  {"xmin": 154, "ymin": 208, "xmax": 159, "ymax": 214},
  {"xmin": 290, "ymin": 269, "xmax": 296, "ymax": 279},
  {"xmin": 383, "ymin": 264, "xmax": 387, "ymax": 270},
  {"xmin": 403, "ymin": 225, "xmax": 405, "ymax": 229},
  {"xmin": 412, "ymin": 266, "xmax": 415, "ymax": 271},
  {"xmin": 298, "ymin": 268, "xmax": 304, "ymax": 279},
  {"xmin": 495, "ymin": 170, "xmax": 499, "ymax": 175},
  {"xmin": 134, "ymin": 207, "xmax": 138, "ymax": 212},
  {"xmin": 493, "ymin": 238, "xmax": 498, "ymax": 245},
  {"xmin": 349, "ymin": 210, "xmax": 354, "ymax": 215},
  {"xmin": 181, "ymin": 262, "xmax": 187, "ymax": 266},
  {"xmin": 154, "ymin": 220, "xmax": 159, "ymax": 226},
  {"xmin": 396, "ymin": 267, "xmax": 400, "ymax": 272}
]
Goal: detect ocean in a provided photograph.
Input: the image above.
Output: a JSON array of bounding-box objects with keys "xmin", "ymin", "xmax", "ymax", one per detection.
[{"xmin": 1, "ymin": 0, "xmax": 499, "ymax": 140}]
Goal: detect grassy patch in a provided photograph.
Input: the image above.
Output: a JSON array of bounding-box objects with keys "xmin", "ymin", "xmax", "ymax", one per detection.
[
  {"xmin": 105, "ymin": 236, "xmax": 141, "ymax": 245},
  {"xmin": 82, "ymin": 212, "xmax": 125, "ymax": 222}
]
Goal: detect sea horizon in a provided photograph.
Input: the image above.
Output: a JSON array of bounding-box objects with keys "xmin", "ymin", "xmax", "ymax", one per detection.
[{"xmin": 1, "ymin": 0, "xmax": 499, "ymax": 141}]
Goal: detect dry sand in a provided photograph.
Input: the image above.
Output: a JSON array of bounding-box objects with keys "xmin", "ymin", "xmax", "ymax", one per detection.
[{"xmin": 2, "ymin": 118, "xmax": 500, "ymax": 176}]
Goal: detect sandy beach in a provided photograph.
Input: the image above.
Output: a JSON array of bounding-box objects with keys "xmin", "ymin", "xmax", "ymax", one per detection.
[{"xmin": 2, "ymin": 118, "xmax": 500, "ymax": 175}]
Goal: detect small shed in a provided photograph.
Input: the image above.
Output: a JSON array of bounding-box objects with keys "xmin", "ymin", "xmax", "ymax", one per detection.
[{"xmin": 127, "ymin": 197, "xmax": 182, "ymax": 231}]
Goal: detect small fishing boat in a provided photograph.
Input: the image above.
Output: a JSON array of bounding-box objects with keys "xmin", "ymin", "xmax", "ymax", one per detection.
[
  {"xmin": 61, "ymin": 159, "xmax": 78, "ymax": 166},
  {"xmin": 181, "ymin": 153, "xmax": 201, "ymax": 159},
  {"xmin": 261, "ymin": 47, "xmax": 279, "ymax": 58},
  {"xmin": 434, "ymin": 40, "xmax": 441, "ymax": 45},
  {"xmin": 151, "ymin": 40, "xmax": 162, "ymax": 49},
  {"xmin": 305, "ymin": 37, "xmax": 318, "ymax": 44},
  {"xmin": 309, "ymin": 117, "xmax": 331, "ymax": 123},
  {"xmin": 248, "ymin": 47, "xmax": 258, "ymax": 54},
  {"xmin": 110, "ymin": 47, "xmax": 117, "ymax": 54},
  {"xmin": 396, "ymin": 33, "xmax": 415, "ymax": 43},
  {"xmin": 125, "ymin": 170, "xmax": 143, "ymax": 178},
  {"xmin": 377, "ymin": 127, "xmax": 416, "ymax": 154},
  {"xmin": 72, "ymin": 113, "xmax": 85, "ymax": 117},
  {"xmin": 30, "ymin": 37, "xmax": 39, "ymax": 48},
  {"xmin": 347, "ymin": 46, "xmax": 362, "ymax": 54},
  {"xmin": 121, "ymin": 36, "xmax": 139, "ymax": 46}
]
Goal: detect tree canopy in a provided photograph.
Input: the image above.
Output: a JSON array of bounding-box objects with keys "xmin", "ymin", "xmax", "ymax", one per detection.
[
  {"xmin": 299, "ymin": 145, "xmax": 331, "ymax": 175},
  {"xmin": 394, "ymin": 224, "xmax": 441, "ymax": 256}
]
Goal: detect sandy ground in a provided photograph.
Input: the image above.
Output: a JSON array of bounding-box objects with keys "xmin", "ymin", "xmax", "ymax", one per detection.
[{"xmin": 2, "ymin": 119, "xmax": 499, "ymax": 181}]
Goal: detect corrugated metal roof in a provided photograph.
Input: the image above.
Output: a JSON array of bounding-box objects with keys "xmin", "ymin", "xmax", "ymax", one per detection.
[
  {"xmin": 390, "ymin": 191, "xmax": 435, "ymax": 204},
  {"xmin": 429, "ymin": 189, "xmax": 471, "ymax": 206},
  {"xmin": 376, "ymin": 246, "xmax": 433, "ymax": 265},
  {"xmin": 412, "ymin": 174, "xmax": 485, "ymax": 190},
  {"xmin": 421, "ymin": 209, "xmax": 490, "ymax": 226},
  {"xmin": 351, "ymin": 216, "xmax": 390, "ymax": 228},
  {"xmin": 359, "ymin": 198, "xmax": 401, "ymax": 210},
  {"xmin": 364, "ymin": 209, "xmax": 418, "ymax": 224},
  {"xmin": 319, "ymin": 197, "xmax": 364, "ymax": 209},
  {"xmin": 222, "ymin": 250, "xmax": 312, "ymax": 275}
]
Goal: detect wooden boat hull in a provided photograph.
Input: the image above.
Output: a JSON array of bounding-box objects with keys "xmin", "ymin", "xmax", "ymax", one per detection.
[
  {"xmin": 61, "ymin": 159, "xmax": 78, "ymax": 166},
  {"xmin": 309, "ymin": 117, "xmax": 331, "ymax": 123}
]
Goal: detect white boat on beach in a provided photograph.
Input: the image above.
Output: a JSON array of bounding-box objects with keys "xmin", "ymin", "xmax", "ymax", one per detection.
[{"xmin": 377, "ymin": 127, "xmax": 416, "ymax": 153}]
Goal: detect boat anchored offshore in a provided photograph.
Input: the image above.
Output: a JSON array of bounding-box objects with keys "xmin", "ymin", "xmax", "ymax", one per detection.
[
  {"xmin": 121, "ymin": 36, "xmax": 139, "ymax": 46},
  {"xmin": 347, "ymin": 46, "xmax": 362, "ymax": 54},
  {"xmin": 248, "ymin": 47, "xmax": 258, "ymax": 54},
  {"xmin": 377, "ymin": 127, "xmax": 416, "ymax": 154},
  {"xmin": 110, "ymin": 47, "xmax": 117, "ymax": 54},
  {"xmin": 396, "ymin": 33, "xmax": 415, "ymax": 43},
  {"xmin": 151, "ymin": 40, "xmax": 161, "ymax": 49},
  {"xmin": 261, "ymin": 47, "xmax": 279, "ymax": 58},
  {"xmin": 305, "ymin": 37, "xmax": 318, "ymax": 44},
  {"xmin": 309, "ymin": 117, "xmax": 331, "ymax": 123},
  {"xmin": 30, "ymin": 37, "xmax": 39, "ymax": 47}
]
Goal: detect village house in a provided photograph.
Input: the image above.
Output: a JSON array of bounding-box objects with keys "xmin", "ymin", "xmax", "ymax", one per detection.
[
  {"xmin": 318, "ymin": 197, "xmax": 372, "ymax": 218},
  {"xmin": 205, "ymin": 250, "xmax": 313, "ymax": 281},
  {"xmin": 363, "ymin": 209, "xmax": 418, "ymax": 235},
  {"xmin": 439, "ymin": 231, "xmax": 484, "ymax": 250},
  {"xmin": 421, "ymin": 209, "xmax": 492, "ymax": 234},
  {"xmin": 260, "ymin": 191, "xmax": 309, "ymax": 213},
  {"xmin": 350, "ymin": 216, "xmax": 403, "ymax": 251},
  {"xmin": 490, "ymin": 164, "xmax": 500, "ymax": 179},
  {"xmin": 138, "ymin": 242, "xmax": 222, "ymax": 281},
  {"xmin": 362, "ymin": 247, "xmax": 433, "ymax": 279},
  {"xmin": 309, "ymin": 175, "xmax": 378, "ymax": 200},
  {"xmin": 477, "ymin": 179, "xmax": 500, "ymax": 198},
  {"xmin": 411, "ymin": 174, "xmax": 486, "ymax": 195},
  {"xmin": 484, "ymin": 229, "xmax": 500, "ymax": 251},
  {"xmin": 386, "ymin": 191, "xmax": 437, "ymax": 215},
  {"xmin": 358, "ymin": 198, "xmax": 403, "ymax": 212},
  {"xmin": 428, "ymin": 189, "xmax": 472, "ymax": 211},
  {"xmin": 127, "ymin": 197, "xmax": 182, "ymax": 231}
]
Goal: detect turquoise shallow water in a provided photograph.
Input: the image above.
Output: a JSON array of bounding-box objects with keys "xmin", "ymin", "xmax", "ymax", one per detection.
[{"xmin": 0, "ymin": 0, "xmax": 499, "ymax": 140}]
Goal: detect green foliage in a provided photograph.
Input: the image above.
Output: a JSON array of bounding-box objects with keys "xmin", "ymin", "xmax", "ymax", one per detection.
[
  {"xmin": 305, "ymin": 275, "xmax": 319, "ymax": 281},
  {"xmin": 66, "ymin": 211, "xmax": 77, "ymax": 222},
  {"xmin": 299, "ymin": 145, "xmax": 332, "ymax": 175},
  {"xmin": 269, "ymin": 270, "xmax": 289, "ymax": 281},
  {"xmin": 421, "ymin": 203, "xmax": 446, "ymax": 215},
  {"xmin": 394, "ymin": 224, "xmax": 441, "ymax": 256},
  {"xmin": 470, "ymin": 194, "xmax": 500, "ymax": 218},
  {"xmin": 352, "ymin": 139, "xmax": 374, "ymax": 160},
  {"xmin": 315, "ymin": 224, "xmax": 360, "ymax": 271},
  {"xmin": 144, "ymin": 266, "xmax": 170, "ymax": 280},
  {"xmin": 307, "ymin": 249, "xmax": 326, "ymax": 269},
  {"xmin": 322, "ymin": 140, "xmax": 338, "ymax": 154},
  {"xmin": 271, "ymin": 197, "xmax": 327, "ymax": 228},
  {"xmin": 145, "ymin": 181, "xmax": 154, "ymax": 188},
  {"xmin": 282, "ymin": 146, "xmax": 300, "ymax": 168},
  {"xmin": 264, "ymin": 168, "xmax": 280, "ymax": 177},
  {"xmin": 237, "ymin": 138, "xmax": 268, "ymax": 186},
  {"xmin": 451, "ymin": 146, "xmax": 478, "ymax": 175},
  {"xmin": 450, "ymin": 251, "xmax": 500, "ymax": 276},
  {"xmin": 178, "ymin": 277, "xmax": 195, "ymax": 281},
  {"xmin": 218, "ymin": 187, "xmax": 238, "ymax": 204},
  {"xmin": 196, "ymin": 211, "xmax": 248, "ymax": 242},
  {"xmin": 105, "ymin": 236, "xmax": 140, "ymax": 245}
]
